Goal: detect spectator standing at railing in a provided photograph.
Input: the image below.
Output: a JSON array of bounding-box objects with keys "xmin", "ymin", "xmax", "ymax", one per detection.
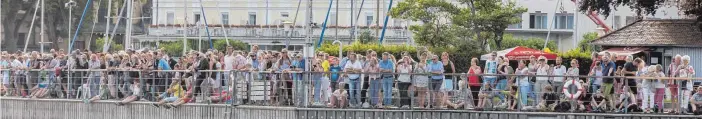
[
  {"xmin": 344, "ymin": 52, "xmax": 363, "ymax": 107},
  {"xmin": 652, "ymin": 65, "xmax": 666, "ymax": 113},
  {"xmin": 622, "ymin": 55, "xmax": 638, "ymax": 96},
  {"xmin": 467, "ymin": 58, "xmax": 482, "ymax": 106},
  {"xmin": 26, "ymin": 52, "xmax": 39, "ymax": 91},
  {"xmin": 379, "ymin": 52, "xmax": 395, "ymax": 108},
  {"xmin": 396, "ymin": 56, "xmax": 413, "ymax": 109},
  {"xmin": 1, "ymin": 53, "xmax": 11, "ymax": 96},
  {"xmin": 413, "ymin": 52, "xmax": 429, "ymax": 108},
  {"xmin": 534, "ymin": 56, "xmax": 550, "ymax": 104},
  {"xmin": 496, "ymin": 57, "xmax": 513, "ymax": 105},
  {"xmin": 429, "ymin": 55, "xmax": 445, "ymax": 109},
  {"xmin": 484, "ymin": 52, "xmax": 498, "ymax": 88},
  {"xmin": 635, "ymin": 58, "xmax": 656, "ymax": 113},
  {"xmin": 223, "ymin": 48, "xmax": 236, "ymax": 88},
  {"xmin": 277, "ymin": 50, "xmax": 293, "ymax": 105},
  {"xmin": 551, "ymin": 57, "xmax": 567, "ymax": 95},
  {"xmin": 516, "ymin": 60, "xmax": 531, "ymax": 108},
  {"xmin": 365, "ymin": 57, "xmax": 381, "ymax": 108},
  {"xmin": 439, "ymin": 52, "xmax": 456, "ymax": 108},
  {"xmin": 668, "ymin": 54, "xmax": 682, "ymax": 113},
  {"xmin": 600, "ymin": 52, "xmax": 616, "ymax": 107},
  {"xmin": 106, "ymin": 54, "xmax": 120, "ymax": 99},
  {"xmin": 329, "ymin": 57, "xmax": 342, "ymax": 92},
  {"xmin": 678, "ymin": 55, "xmax": 695, "ymax": 114},
  {"xmin": 87, "ymin": 54, "xmax": 102, "ymax": 98},
  {"xmin": 360, "ymin": 50, "xmax": 377, "ymax": 108},
  {"xmin": 12, "ymin": 55, "xmax": 28, "ymax": 97}
]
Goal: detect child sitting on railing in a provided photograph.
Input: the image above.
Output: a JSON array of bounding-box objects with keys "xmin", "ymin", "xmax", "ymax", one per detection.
[
  {"xmin": 537, "ymin": 85, "xmax": 558, "ymax": 111},
  {"xmin": 328, "ymin": 82, "xmax": 347, "ymax": 108},
  {"xmin": 116, "ymin": 79, "xmax": 141, "ymax": 106},
  {"xmin": 151, "ymin": 79, "xmax": 184, "ymax": 108},
  {"xmin": 476, "ymin": 83, "xmax": 493, "ymax": 109}
]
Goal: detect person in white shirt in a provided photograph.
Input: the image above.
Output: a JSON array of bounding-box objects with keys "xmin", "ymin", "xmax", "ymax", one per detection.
[
  {"xmin": 344, "ymin": 52, "xmax": 363, "ymax": 107},
  {"xmin": 484, "ymin": 52, "xmax": 498, "ymax": 87},
  {"xmin": 551, "ymin": 57, "xmax": 567, "ymax": 93},
  {"xmin": 223, "ymin": 48, "xmax": 236, "ymax": 88}
]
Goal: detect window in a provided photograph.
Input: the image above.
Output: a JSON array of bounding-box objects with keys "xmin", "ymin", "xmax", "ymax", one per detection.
[
  {"xmin": 221, "ymin": 12, "xmax": 229, "ymax": 25},
  {"xmin": 529, "ymin": 12, "xmax": 547, "ymax": 29},
  {"xmin": 249, "ymin": 12, "xmax": 257, "ymax": 25},
  {"xmin": 393, "ymin": 19, "xmax": 402, "ymax": 27},
  {"xmin": 555, "ymin": 13, "xmax": 574, "ymax": 29},
  {"xmin": 194, "ymin": 12, "xmax": 201, "ymax": 23},
  {"xmin": 281, "ymin": 12, "xmax": 289, "ymax": 18},
  {"xmin": 613, "ymin": 15, "xmax": 621, "ymax": 29},
  {"xmin": 366, "ymin": 13, "xmax": 373, "ymax": 26},
  {"xmin": 166, "ymin": 12, "xmax": 175, "ymax": 24},
  {"xmin": 508, "ymin": 14, "xmax": 522, "ymax": 29},
  {"xmin": 330, "ymin": 12, "xmax": 337, "ymax": 26}
]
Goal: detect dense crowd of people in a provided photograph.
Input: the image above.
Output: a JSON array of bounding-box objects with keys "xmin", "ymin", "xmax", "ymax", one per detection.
[{"xmin": 0, "ymin": 46, "xmax": 701, "ymax": 115}]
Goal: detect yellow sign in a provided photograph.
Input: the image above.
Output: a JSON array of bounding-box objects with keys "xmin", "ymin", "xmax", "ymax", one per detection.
[{"xmin": 543, "ymin": 48, "xmax": 552, "ymax": 53}]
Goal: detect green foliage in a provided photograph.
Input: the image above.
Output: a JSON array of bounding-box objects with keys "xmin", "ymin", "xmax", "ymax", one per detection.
[
  {"xmin": 159, "ymin": 40, "xmax": 191, "ymax": 57},
  {"xmin": 489, "ymin": 34, "xmax": 557, "ymax": 51},
  {"xmin": 357, "ymin": 31, "xmax": 377, "ymax": 44},
  {"xmin": 578, "ymin": 0, "xmax": 665, "ymax": 18},
  {"xmin": 452, "ymin": 0, "xmax": 528, "ymax": 50},
  {"xmin": 317, "ymin": 42, "xmax": 418, "ymax": 57},
  {"xmin": 578, "ymin": 32, "xmax": 600, "ymax": 52},
  {"xmin": 558, "ymin": 32, "xmax": 600, "ymax": 60},
  {"xmin": 212, "ymin": 39, "xmax": 249, "ymax": 52},
  {"xmin": 92, "ymin": 37, "xmax": 123, "ymax": 52}
]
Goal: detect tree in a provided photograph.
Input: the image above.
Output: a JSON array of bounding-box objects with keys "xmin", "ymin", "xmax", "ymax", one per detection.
[
  {"xmin": 491, "ymin": 34, "xmax": 557, "ymax": 50},
  {"xmin": 453, "ymin": 0, "xmax": 527, "ymax": 50},
  {"xmin": 357, "ymin": 30, "xmax": 377, "ymax": 44},
  {"xmin": 1, "ymin": 0, "xmax": 149, "ymax": 52},
  {"xmin": 579, "ymin": 0, "xmax": 702, "ymax": 26},
  {"xmin": 389, "ymin": 0, "xmax": 460, "ymax": 48}
]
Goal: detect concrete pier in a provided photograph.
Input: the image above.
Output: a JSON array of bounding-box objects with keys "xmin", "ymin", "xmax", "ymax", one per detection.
[{"xmin": 1, "ymin": 98, "xmax": 699, "ymax": 119}]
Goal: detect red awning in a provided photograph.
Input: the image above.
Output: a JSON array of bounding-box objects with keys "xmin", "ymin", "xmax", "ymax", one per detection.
[
  {"xmin": 481, "ymin": 46, "xmax": 558, "ymax": 60},
  {"xmin": 599, "ymin": 47, "xmax": 648, "ymax": 61}
]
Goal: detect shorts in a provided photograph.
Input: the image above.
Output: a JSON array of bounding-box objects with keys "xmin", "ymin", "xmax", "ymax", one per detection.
[
  {"xmin": 430, "ymin": 79, "xmax": 442, "ymax": 91},
  {"xmin": 441, "ymin": 79, "xmax": 454, "ymax": 92},
  {"xmin": 2, "ymin": 74, "xmax": 9, "ymax": 85},
  {"xmin": 670, "ymin": 84, "xmax": 679, "ymax": 99},
  {"xmin": 163, "ymin": 97, "xmax": 178, "ymax": 102}
]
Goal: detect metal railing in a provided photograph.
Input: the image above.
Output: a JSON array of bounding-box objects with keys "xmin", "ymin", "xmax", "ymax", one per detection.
[{"xmin": 1, "ymin": 69, "xmax": 700, "ymax": 115}]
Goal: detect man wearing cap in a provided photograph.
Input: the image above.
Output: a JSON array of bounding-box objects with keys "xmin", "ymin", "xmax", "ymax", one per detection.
[{"xmin": 379, "ymin": 52, "xmax": 395, "ymax": 108}]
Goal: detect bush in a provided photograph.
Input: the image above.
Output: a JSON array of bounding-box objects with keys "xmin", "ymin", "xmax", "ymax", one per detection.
[
  {"xmin": 318, "ymin": 41, "xmax": 418, "ymax": 57},
  {"xmin": 92, "ymin": 37, "xmax": 123, "ymax": 52},
  {"xmin": 490, "ymin": 34, "xmax": 557, "ymax": 51}
]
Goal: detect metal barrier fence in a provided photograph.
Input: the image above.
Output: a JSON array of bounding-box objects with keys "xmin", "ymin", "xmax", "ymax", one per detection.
[{"xmin": 1, "ymin": 69, "xmax": 701, "ymax": 115}]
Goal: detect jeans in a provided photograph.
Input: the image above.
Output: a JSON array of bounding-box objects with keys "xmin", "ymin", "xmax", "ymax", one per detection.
[
  {"xmin": 348, "ymin": 78, "xmax": 361, "ymax": 105},
  {"xmin": 496, "ymin": 79, "xmax": 508, "ymax": 101},
  {"xmin": 314, "ymin": 77, "xmax": 322, "ymax": 103},
  {"xmin": 369, "ymin": 78, "xmax": 381, "ymax": 105},
  {"xmin": 382, "ymin": 77, "xmax": 393, "ymax": 105},
  {"xmin": 89, "ymin": 74, "xmax": 101, "ymax": 97},
  {"xmin": 520, "ymin": 85, "xmax": 532, "ymax": 106},
  {"xmin": 294, "ymin": 79, "xmax": 307, "ymax": 107},
  {"xmin": 590, "ymin": 84, "xmax": 601, "ymax": 94}
]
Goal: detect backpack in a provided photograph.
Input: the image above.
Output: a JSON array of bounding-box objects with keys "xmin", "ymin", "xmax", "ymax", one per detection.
[{"xmin": 554, "ymin": 102, "xmax": 571, "ymax": 112}]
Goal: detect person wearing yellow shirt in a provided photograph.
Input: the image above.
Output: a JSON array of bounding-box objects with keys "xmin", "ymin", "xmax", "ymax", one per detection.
[{"xmin": 152, "ymin": 79, "xmax": 184, "ymax": 108}]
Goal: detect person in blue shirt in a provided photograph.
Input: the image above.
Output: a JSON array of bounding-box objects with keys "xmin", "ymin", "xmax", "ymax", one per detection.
[
  {"xmin": 428, "ymin": 55, "xmax": 444, "ymax": 108},
  {"xmin": 379, "ymin": 52, "xmax": 395, "ymax": 107},
  {"xmin": 329, "ymin": 58, "xmax": 342, "ymax": 91}
]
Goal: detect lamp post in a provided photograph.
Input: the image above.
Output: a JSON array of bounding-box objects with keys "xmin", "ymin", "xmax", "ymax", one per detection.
[
  {"xmin": 65, "ymin": 0, "xmax": 76, "ymax": 46},
  {"xmin": 332, "ymin": 40, "xmax": 342, "ymax": 58}
]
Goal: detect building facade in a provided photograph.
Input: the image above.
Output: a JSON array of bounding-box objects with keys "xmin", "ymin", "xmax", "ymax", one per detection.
[
  {"xmin": 143, "ymin": 0, "xmax": 411, "ymax": 51},
  {"xmin": 506, "ymin": 0, "xmax": 681, "ymax": 52}
]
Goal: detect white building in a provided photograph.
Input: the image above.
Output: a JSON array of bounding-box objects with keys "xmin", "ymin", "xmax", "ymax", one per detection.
[
  {"xmin": 143, "ymin": 0, "xmax": 411, "ymax": 51},
  {"xmin": 144, "ymin": 0, "xmax": 682, "ymax": 52},
  {"xmin": 505, "ymin": 0, "xmax": 681, "ymax": 52}
]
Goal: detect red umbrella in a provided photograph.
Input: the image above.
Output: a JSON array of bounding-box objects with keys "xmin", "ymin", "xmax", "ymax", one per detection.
[{"xmin": 481, "ymin": 46, "xmax": 558, "ymax": 60}]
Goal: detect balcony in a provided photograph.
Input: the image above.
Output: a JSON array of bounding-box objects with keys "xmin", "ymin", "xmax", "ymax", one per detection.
[{"xmin": 139, "ymin": 24, "xmax": 411, "ymax": 44}]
